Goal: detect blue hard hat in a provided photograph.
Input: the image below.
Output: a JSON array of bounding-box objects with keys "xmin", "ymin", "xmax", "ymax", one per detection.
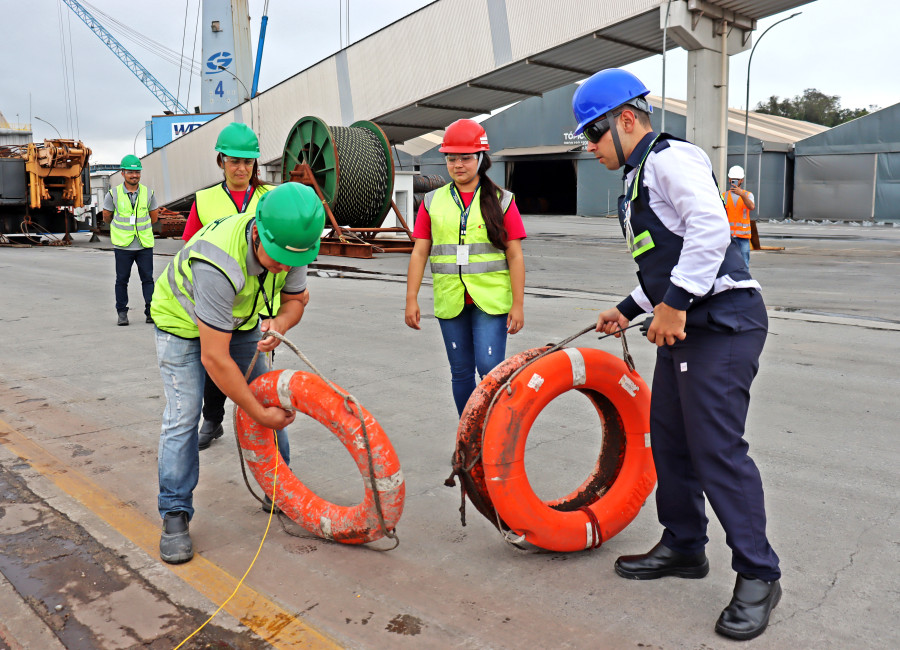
[{"xmin": 572, "ymin": 68, "xmax": 652, "ymax": 135}]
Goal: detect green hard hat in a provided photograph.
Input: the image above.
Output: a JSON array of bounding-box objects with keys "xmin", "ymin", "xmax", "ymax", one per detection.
[
  {"xmin": 120, "ymin": 154, "xmax": 142, "ymax": 170},
  {"xmin": 256, "ymin": 183, "xmax": 325, "ymax": 266},
  {"xmin": 215, "ymin": 122, "xmax": 260, "ymax": 158}
]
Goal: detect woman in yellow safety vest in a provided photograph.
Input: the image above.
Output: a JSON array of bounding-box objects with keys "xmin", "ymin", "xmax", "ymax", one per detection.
[
  {"xmin": 182, "ymin": 122, "xmax": 274, "ymax": 451},
  {"xmin": 405, "ymin": 119, "xmax": 527, "ymax": 416}
]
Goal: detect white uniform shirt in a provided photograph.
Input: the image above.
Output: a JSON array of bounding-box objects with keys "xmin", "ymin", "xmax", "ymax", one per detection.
[{"xmin": 624, "ymin": 139, "xmax": 761, "ymax": 314}]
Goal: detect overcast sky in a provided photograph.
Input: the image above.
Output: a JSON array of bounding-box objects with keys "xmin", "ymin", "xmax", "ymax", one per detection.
[{"xmin": 3, "ymin": 0, "xmax": 896, "ymax": 164}]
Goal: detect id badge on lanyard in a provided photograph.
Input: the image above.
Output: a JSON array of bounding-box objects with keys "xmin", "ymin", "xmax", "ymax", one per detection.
[
  {"xmin": 451, "ymin": 183, "xmax": 479, "ymax": 266},
  {"xmin": 129, "ymin": 193, "xmax": 138, "ymax": 225}
]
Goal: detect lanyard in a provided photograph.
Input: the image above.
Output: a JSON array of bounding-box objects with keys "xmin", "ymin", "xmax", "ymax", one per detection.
[
  {"xmin": 449, "ymin": 182, "xmax": 480, "ymax": 239},
  {"xmin": 258, "ymin": 270, "xmax": 276, "ymax": 319},
  {"xmin": 223, "ymin": 182, "xmax": 253, "ymax": 213}
]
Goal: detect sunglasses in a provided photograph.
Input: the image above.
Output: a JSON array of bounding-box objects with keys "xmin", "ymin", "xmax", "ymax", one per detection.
[{"xmin": 582, "ymin": 112, "xmax": 621, "ymax": 144}]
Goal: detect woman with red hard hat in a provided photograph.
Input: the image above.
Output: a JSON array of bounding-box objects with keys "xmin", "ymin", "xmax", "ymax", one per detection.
[{"xmin": 405, "ymin": 118, "xmax": 527, "ymax": 416}]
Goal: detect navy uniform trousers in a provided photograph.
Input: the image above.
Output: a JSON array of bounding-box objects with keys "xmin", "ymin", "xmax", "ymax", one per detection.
[{"xmin": 650, "ymin": 287, "xmax": 780, "ymax": 581}]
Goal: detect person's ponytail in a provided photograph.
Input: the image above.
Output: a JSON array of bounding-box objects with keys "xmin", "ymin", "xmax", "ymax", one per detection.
[{"xmin": 476, "ymin": 154, "xmax": 508, "ymax": 250}]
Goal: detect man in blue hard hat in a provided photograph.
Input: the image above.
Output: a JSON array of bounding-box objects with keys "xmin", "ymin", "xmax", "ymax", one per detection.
[{"xmin": 573, "ymin": 69, "xmax": 781, "ymax": 641}]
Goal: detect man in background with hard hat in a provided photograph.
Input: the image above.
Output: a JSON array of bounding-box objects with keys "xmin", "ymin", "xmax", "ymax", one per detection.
[
  {"xmin": 723, "ymin": 165, "xmax": 755, "ymax": 268},
  {"xmin": 150, "ymin": 182, "xmax": 325, "ymax": 565},
  {"xmin": 573, "ymin": 68, "xmax": 780, "ymax": 641},
  {"xmin": 102, "ymin": 155, "xmax": 159, "ymax": 326}
]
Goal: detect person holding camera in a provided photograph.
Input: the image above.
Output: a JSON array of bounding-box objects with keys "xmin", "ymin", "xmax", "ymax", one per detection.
[{"xmin": 723, "ymin": 165, "xmax": 755, "ymax": 268}]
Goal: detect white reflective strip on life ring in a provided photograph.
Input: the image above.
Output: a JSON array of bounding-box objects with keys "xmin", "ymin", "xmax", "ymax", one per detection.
[
  {"xmin": 645, "ymin": 432, "xmax": 651, "ymax": 447},
  {"xmin": 585, "ymin": 522, "xmax": 599, "ymax": 550},
  {"xmin": 362, "ymin": 469, "xmax": 404, "ymax": 493},
  {"xmin": 276, "ymin": 370, "xmax": 297, "ymax": 410},
  {"xmin": 619, "ymin": 374, "xmax": 639, "ymax": 397},
  {"xmin": 320, "ymin": 516, "xmax": 334, "ymax": 540},
  {"xmin": 564, "ymin": 348, "xmax": 587, "ymax": 386}
]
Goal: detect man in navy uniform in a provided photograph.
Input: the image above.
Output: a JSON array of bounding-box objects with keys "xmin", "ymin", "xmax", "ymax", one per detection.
[{"xmin": 573, "ymin": 68, "xmax": 781, "ymax": 641}]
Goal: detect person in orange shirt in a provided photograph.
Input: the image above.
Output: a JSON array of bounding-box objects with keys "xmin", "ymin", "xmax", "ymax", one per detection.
[{"xmin": 723, "ymin": 165, "xmax": 755, "ymax": 268}]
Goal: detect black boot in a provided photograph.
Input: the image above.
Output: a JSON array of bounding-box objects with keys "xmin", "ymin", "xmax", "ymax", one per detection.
[
  {"xmin": 261, "ymin": 495, "xmax": 282, "ymax": 515},
  {"xmin": 615, "ymin": 541, "xmax": 709, "ymax": 580},
  {"xmin": 159, "ymin": 511, "xmax": 193, "ymax": 564},
  {"xmin": 715, "ymin": 574, "xmax": 781, "ymax": 640},
  {"xmin": 197, "ymin": 420, "xmax": 224, "ymax": 450},
  {"xmin": 117, "ymin": 311, "xmax": 129, "ymax": 326}
]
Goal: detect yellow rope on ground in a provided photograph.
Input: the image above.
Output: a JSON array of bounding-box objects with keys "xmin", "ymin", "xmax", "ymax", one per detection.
[{"xmin": 173, "ymin": 431, "xmax": 281, "ymax": 649}]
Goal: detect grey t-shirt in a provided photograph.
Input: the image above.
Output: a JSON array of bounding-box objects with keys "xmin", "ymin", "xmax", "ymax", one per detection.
[
  {"xmin": 192, "ymin": 221, "xmax": 308, "ymax": 332},
  {"xmin": 104, "ymin": 185, "xmax": 159, "ymax": 250}
]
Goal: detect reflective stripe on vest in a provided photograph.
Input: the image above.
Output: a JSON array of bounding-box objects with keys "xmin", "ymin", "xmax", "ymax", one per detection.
[
  {"xmin": 723, "ymin": 191, "xmax": 751, "ymax": 238},
  {"xmin": 426, "ymin": 184, "xmax": 513, "ymax": 319},
  {"xmin": 150, "ymin": 213, "xmax": 286, "ymax": 338},
  {"xmin": 195, "ymin": 183, "xmax": 273, "ymax": 227},
  {"xmin": 110, "ymin": 184, "xmax": 153, "ymax": 247}
]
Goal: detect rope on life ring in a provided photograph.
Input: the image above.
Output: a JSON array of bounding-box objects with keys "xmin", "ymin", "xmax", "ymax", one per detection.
[
  {"xmin": 448, "ymin": 346, "xmax": 655, "ymax": 552},
  {"xmin": 236, "ymin": 368, "xmax": 405, "ymax": 545}
]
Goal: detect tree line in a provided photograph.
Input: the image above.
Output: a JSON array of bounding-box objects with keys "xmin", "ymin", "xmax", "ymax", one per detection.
[{"xmin": 755, "ymin": 88, "xmax": 874, "ymax": 127}]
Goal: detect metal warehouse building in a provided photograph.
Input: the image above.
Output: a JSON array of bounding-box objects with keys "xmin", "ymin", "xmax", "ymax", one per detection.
[
  {"xmin": 792, "ymin": 103, "xmax": 900, "ymax": 222},
  {"xmin": 397, "ymin": 83, "xmax": 825, "ymax": 219}
]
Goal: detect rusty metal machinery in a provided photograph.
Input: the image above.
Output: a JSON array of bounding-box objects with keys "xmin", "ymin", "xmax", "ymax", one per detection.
[
  {"xmin": 281, "ymin": 116, "xmax": 413, "ymax": 258},
  {"xmin": 0, "ymin": 139, "xmax": 91, "ymax": 244}
]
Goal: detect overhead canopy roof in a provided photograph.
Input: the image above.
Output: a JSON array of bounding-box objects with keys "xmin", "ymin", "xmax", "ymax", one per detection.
[{"xmin": 128, "ymin": 0, "xmax": 816, "ymax": 206}]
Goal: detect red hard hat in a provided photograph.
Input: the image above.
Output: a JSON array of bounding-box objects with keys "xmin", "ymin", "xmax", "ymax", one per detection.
[{"xmin": 439, "ymin": 119, "xmax": 489, "ymax": 153}]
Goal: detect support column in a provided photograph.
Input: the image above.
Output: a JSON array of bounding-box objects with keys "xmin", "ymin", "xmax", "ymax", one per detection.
[{"xmin": 662, "ymin": 1, "xmax": 753, "ymax": 190}]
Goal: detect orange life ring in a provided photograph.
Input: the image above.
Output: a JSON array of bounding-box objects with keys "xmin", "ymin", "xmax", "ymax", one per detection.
[
  {"xmin": 453, "ymin": 347, "xmax": 654, "ymax": 552},
  {"xmin": 235, "ymin": 369, "xmax": 404, "ymax": 544}
]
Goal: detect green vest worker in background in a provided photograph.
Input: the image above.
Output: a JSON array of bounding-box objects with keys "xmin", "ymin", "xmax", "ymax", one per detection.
[
  {"xmin": 180, "ymin": 122, "xmax": 275, "ymax": 452},
  {"xmin": 151, "ymin": 182, "xmax": 325, "ymax": 565},
  {"xmin": 102, "ymin": 155, "xmax": 159, "ymax": 326},
  {"xmin": 405, "ymin": 119, "xmax": 526, "ymax": 416}
]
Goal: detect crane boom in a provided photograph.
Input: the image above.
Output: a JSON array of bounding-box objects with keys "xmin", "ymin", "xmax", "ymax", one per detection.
[{"xmin": 61, "ymin": 0, "xmax": 190, "ymax": 114}]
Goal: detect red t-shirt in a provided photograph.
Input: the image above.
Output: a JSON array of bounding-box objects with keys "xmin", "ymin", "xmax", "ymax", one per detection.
[
  {"xmin": 182, "ymin": 187, "xmax": 254, "ymax": 241},
  {"xmin": 412, "ymin": 189, "xmax": 526, "ymax": 305},
  {"xmin": 412, "ymin": 190, "xmax": 526, "ymax": 241}
]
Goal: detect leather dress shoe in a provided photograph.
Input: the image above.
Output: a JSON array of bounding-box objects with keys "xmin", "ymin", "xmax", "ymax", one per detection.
[
  {"xmin": 197, "ymin": 420, "xmax": 224, "ymax": 450},
  {"xmin": 615, "ymin": 541, "xmax": 709, "ymax": 580},
  {"xmin": 715, "ymin": 574, "xmax": 782, "ymax": 641},
  {"xmin": 159, "ymin": 511, "xmax": 193, "ymax": 564}
]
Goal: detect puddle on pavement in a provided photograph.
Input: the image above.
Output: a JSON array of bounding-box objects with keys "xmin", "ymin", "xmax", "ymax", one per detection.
[{"xmin": 385, "ymin": 613, "xmax": 424, "ymax": 636}]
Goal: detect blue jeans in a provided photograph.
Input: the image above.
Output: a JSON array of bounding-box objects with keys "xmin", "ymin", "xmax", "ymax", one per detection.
[
  {"xmin": 114, "ymin": 247, "xmax": 154, "ymax": 315},
  {"xmin": 155, "ymin": 326, "xmax": 290, "ymax": 519},
  {"xmin": 733, "ymin": 237, "xmax": 751, "ymax": 269},
  {"xmin": 438, "ymin": 304, "xmax": 509, "ymax": 416}
]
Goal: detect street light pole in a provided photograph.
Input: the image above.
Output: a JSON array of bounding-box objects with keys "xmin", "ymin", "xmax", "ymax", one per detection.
[
  {"xmin": 34, "ymin": 116, "xmax": 62, "ymax": 139},
  {"xmin": 217, "ymin": 65, "xmax": 255, "ymax": 131},
  {"xmin": 217, "ymin": 65, "xmax": 251, "ymax": 103},
  {"xmin": 743, "ymin": 12, "xmax": 801, "ymax": 187},
  {"xmin": 134, "ymin": 124, "xmax": 148, "ymax": 156}
]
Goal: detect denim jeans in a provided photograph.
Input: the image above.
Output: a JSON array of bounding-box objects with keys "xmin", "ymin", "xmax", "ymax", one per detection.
[
  {"xmin": 733, "ymin": 237, "xmax": 751, "ymax": 269},
  {"xmin": 114, "ymin": 247, "xmax": 154, "ymax": 315},
  {"xmin": 155, "ymin": 325, "xmax": 290, "ymax": 519},
  {"xmin": 437, "ymin": 304, "xmax": 509, "ymax": 416}
]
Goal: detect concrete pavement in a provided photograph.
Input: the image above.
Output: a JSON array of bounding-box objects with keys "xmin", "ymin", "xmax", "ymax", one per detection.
[{"xmin": 0, "ymin": 216, "xmax": 897, "ymax": 648}]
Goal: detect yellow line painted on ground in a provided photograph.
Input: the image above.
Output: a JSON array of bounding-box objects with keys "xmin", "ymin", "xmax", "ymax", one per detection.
[{"xmin": 0, "ymin": 418, "xmax": 341, "ymax": 649}]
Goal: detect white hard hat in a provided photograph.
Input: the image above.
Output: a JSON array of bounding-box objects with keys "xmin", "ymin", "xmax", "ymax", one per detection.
[{"xmin": 728, "ymin": 165, "xmax": 745, "ymax": 180}]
